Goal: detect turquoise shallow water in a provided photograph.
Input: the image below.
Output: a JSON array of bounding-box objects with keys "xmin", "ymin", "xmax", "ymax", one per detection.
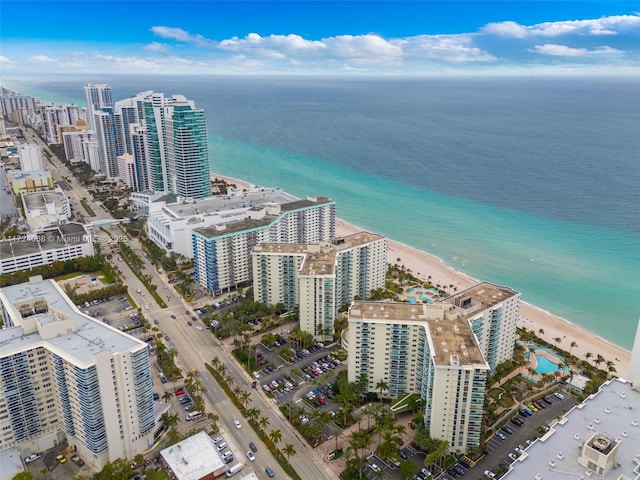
[
  {"xmin": 4, "ymin": 75, "xmax": 639, "ymax": 350},
  {"xmin": 212, "ymin": 134, "xmax": 639, "ymax": 350}
]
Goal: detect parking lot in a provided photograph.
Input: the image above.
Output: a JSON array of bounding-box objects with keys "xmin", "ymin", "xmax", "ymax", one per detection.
[{"xmin": 465, "ymin": 390, "xmax": 578, "ymax": 478}]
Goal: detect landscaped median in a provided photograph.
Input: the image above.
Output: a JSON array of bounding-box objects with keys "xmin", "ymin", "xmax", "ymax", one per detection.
[
  {"xmin": 80, "ymin": 198, "xmax": 96, "ymax": 217},
  {"xmin": 118, "ymin": 242, "xmax": 167, "ymax": 308},
  {"xmin": 205, "ymin": 362, "xmax": 302, "ymax": 480}
]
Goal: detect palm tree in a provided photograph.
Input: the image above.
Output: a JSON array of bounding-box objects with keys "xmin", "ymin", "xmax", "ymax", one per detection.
[
  {"xmin": 239, "ymin": 390, "xmax": 251, "ymax": 408},
  {"xmin": 584, "ymin": 351, "xmax": 593, "ymax": 364},
  {"xmin": 218, "ymin": 363, "xmax": 227, "ymax": 376},
  {"xmin": 375, "ymin": 379, "xmax": 389, "ymax": 399},
  {"xmin": 162, "ymin": 391, "xmax": 173, "ymax": 403},
  {"xmin": 554, "ymin": 337, "xmax": 562, "ymax": 348},
  {"xmin": 259, "ymin": 416, "xmax": 270, "ymax": 430},
  {"xmin": 538, "ymin": 328, "xmax": 545, "ymax": 336},
  {"xmin": 246, "ymin": 407, "xmax": 261, "ymax": 422},
  {"xmin": 282, "ymin": 443, "xmax": 297, "ymax": 462},
  {"xmin": 594, "ymin": 354, "xmax": 605, "ymax": 370},
  {"xmin": 269, "ymin": 429, "xmax": 282, "ymax": 446},
  {"xmin": 569, "ymin": 341, "xmax": 578, "ymax": 356},
  {"xmin": 160, "ymin": 412, "xmax": 179, "ymax": 429}
]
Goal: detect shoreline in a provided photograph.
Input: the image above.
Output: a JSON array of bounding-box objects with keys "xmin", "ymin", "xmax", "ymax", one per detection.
[{"xmin": 214, "ymin": 172, "xmax": 632, "ymax": 376}]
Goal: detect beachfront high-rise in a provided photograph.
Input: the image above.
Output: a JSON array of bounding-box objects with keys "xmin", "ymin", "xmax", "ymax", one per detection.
[
  {"xmin": 440, "ymin": 282, "xmax": 520, "ymax": 371},
  {"xmin": 193, "ymin": 196, "xmax": 335, "ymax": 294},
  {"xmin": 346, "ymin": 301, "xmax": 488, "ymax": 453},
  {"xmin": 252, "ymin": 232, "xmax": 387, "ymax": 339},
  {"xmin": 142, "ymin": 93, "xmax": 211, "ymax": 199},
  {"xmin": 83, "ymin": 84, "xmax": 113, "ymax": 131},
  {"xmin": 0, "ymin": 277, "xmax": 157, "ymax": 470}
]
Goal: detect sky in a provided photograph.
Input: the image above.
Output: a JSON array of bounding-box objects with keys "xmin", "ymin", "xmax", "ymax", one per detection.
[{"xmin": 1, "ymin": 1, "xmax": 640, "ymax": 76}]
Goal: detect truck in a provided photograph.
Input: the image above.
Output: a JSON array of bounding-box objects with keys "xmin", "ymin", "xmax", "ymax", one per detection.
[{"xmin": 226, "ymin": 463, "xmax": 243, "ymax": 477}]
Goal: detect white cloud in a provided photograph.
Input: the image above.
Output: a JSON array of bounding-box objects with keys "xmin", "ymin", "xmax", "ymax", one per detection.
[
  {"xmin": 94, "ymin": 53, "xmax": 161, "ymax": 69},
  {"xmin": 29, "ymin": 54, "xmax": 54, "ymax": 62},
  {"xmin": 0, "ymin": 55, "xmax": 15, "ymax": 64},
  {"xmin": 150, "ymin": 26, "xmax": 214, "ymax": 47},
  {"xmin": 403, "ymin": 34, "xmax": 497, "ymax": 62},
  {"xmin": 144, "ymin": 42, "xmax": 169, "ymax": 52},
  {"xmin": 483, "ymin": 14, "xmax": 640, "ymax": 38},
  {"xmin": 530, "ymin": 44, "xmax": 623, "ymax": 57}
]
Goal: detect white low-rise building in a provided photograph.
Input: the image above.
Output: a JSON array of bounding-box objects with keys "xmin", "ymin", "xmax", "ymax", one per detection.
[
  {"xmin": 503, "ymin": 377, "xmax": 640, "ymax": 479},
  {"xmin": 21, "ymin": 189, "xmax": 71, "ymax": 230},
  {"xmin": 0, "ymin": 223, "xmax": 94, "ymax": 274}
]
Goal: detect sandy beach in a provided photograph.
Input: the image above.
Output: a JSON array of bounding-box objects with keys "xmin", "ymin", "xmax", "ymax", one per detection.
[{"xmin": 214, "ymin": 173, "xmax": 632, "ymax": 376}]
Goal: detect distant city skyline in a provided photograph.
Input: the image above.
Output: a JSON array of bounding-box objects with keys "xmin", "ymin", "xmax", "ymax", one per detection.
[{"xmin": 2, "ymin": 1, "xmax": 639, "ymax": 76}]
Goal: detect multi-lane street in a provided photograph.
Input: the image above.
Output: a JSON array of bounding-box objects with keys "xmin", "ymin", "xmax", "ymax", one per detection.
[{"xmin": 26, "ymin": 130, "xmax": 337, "ymax": 480}]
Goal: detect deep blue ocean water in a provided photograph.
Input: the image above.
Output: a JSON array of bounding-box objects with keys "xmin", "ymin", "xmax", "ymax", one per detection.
[{"xmin": 4, "ymin": 75, "xmax": 639, "ymax": 349}]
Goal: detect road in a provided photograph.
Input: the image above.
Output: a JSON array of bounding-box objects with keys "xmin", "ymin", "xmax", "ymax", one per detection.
[{"xmin": 25, "ymin": 127, "xmax": 337, "ymax": 480}]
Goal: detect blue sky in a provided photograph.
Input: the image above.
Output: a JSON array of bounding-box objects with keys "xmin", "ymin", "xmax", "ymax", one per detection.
[{"xmin": 2, "ymin": 1, "xmax": 639, "ymax": 75}]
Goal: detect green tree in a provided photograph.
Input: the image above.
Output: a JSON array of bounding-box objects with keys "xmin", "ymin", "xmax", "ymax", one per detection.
[
  {"xmin": 92, "ymin": 458, "xmax": 134, "ymax": 480},
  {"xmin": 269, "ymin": 429, "xmax": 282, "ymax": 446},
  {"xmin": 283, "ymin": 443, "xmax": 297, "ymax": 462},
  {"xmin": 375, "ymin": 379, "xmax": 389, "ymax": 399},
  {"xmin": 12, "ymin": 472, "xmax": 33, "ymax": 480},
  {"xmin": 399, "ymin": 460, "xmax": 418, "ymax": 479}
]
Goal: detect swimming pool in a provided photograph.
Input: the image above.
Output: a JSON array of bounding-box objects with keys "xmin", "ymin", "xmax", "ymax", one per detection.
[
  {"xmin": 534, "ymin": 355, "xmax": 569, "ymax": 375},
  {"xmin": 407, "ymin": 296, "xmax": 417, "ymax": 304}
]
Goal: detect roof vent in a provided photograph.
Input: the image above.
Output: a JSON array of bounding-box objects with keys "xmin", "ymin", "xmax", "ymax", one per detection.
[
  {"xmin": 557, "ymin": 452, "xmax": 564, "ymax": 460},
  {"xmin": 549, "ymin": 461, "xmax": 556, "ymax": 467},
  {"xmin": 535, "ymin": 474, "xmax": 542, "ymax": 480},
  {"xmin": 632, "ymin": 420, "xmax": 638, "ymax": 427},
  {"xmin": 621, "ymin": 431, "xmax": 628, "ymax": 437},
  {"xmin": 604, "ymin": 408, "xmax": 611, "ymax": 414},
  {"xmin": 594, "ymin": 417, "xmax": 600, "ymax": 424},
  {"xmin": 620, "ymin": 393, "xmax": 627, "ymax": 399},
  {"xmin": 574, "ymin": 434, "xmax": 581, "ymax": 440},
  {"xmin": 588, "ymin": 424, "xmax": 594, "ymax": 430}
]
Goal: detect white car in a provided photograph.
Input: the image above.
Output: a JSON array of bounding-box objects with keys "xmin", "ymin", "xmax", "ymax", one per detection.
[
  {"xmin": 369, "ymin": 463, "xmax": 381, "ymax": 472},
  {"xmin": 24, "ymin": 453, "xmax": 41, "ymax": 464},
  {"xmin": 484, "ymin": 470, "xmax": 496, "ymax": 478},
  {"xmin": 247, "ymin": 451, "xmax": 255, "ymax": 461},
  {"xmin": 196, "ymin": 325, "xmax": 204, "ymax": 331},
  {"xmin": 234, "ymin": 419, "xmax": 241, "ymax": 429}
]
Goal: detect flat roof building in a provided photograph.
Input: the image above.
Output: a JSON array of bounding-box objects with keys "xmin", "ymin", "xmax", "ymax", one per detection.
[
  {"xmin": 7, "ymin": 169, "xmax": 54, "ymax": 195},
  {"xmin": 147, "ymin": 186, "xmax": 301, "ymax": 257},
  {"xmin": 193, "ymin": 194, "xmax": 335, "ymax": 294},
  {"xmin": 252, "ymin": 232, "xmax": 387, "ymax": 339},
  {"xmin": 347, "ymin": 301, "xmax": 489, "ymax": 453},
  {"xmin": 440, "ymin": 282, "xmax": 521, "ymax": 371},
  {"xmin": 503, "ymin": 377, "xmax": 640, "ymax": 479},
  {"xmin": 0, "ymin": 223, "xmax": 94, "ymax": 274},
  {"xmin": 160, "ymin": 431, "xmax": 228, "ymax": 480},
  {"xmin": 0, "ymin": 277, "xmax": 156, "ymax": 471},
  {"xmin": 21, "ymin": 189, "xmax": 71, "ymax": 231}
]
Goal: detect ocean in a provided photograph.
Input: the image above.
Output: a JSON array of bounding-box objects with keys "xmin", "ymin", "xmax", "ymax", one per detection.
[{"xmin": 4, "ymin": 75, "xmax": 639, "ymax": 349}]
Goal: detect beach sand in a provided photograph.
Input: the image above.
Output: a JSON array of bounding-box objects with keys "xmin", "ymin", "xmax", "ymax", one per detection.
[{"xmin": 213, "ymin": 173, "xmax": 631, "ymax": 376}]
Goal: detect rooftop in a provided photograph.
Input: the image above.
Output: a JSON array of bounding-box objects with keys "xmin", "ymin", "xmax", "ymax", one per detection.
[
  {"xmin": 440, "ymin": 282, "xmax": 520, "ymax": 318},
  {"xmin": 22, "ymin": 190, "xmax": 68, "ymax": 210},
  {"xmin": 504, "ymin": 377, "xmax": 640, "ymax": 480},
  {"xmin": 0, "ymin": 278, "xmax": 144, "ymax": 363},
  {"xmin": 160, "ymin": 431, "xmax": 226, "ymax": 480},
  {"xmin": 253, "ymin": 232, "xmax": 385, "ymax": 276},
  {"xmin": 0, "ymin": 223, "xmax": 91, "ymax": 259},
  {"xmin": 349, "ymin": 301, "xmax": 486, "ymax": 367},
  {"xmin": 157, "ymin": 187, "xmax": 298, "ymax": 218},
  {"xmin": 8, "ymin": 169, "xmax": 51, "ymax": 180}
]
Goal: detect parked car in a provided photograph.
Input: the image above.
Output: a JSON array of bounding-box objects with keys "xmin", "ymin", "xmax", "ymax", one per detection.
[{"xmin": 24, "ymin": 453, "xmax": 42, "ymax": 464}]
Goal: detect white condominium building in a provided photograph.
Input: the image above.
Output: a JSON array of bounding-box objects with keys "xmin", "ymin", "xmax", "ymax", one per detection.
[
  {"xmin": 17, "ymin": 144, "xmax": 44, "ymax": 172},
  {"xmin": 21, "ymin": 189, "xmax": 71, "ymax": 231},
  {"xmin": 252, "ymin": 232, "xmax": 387, "ymax": 339},
  {"xmin": 146, "ymin": 187, "xmax": 301, "ymax": 258},
  {"xmin": 439, "ymin": 282, "xmax": 520, "ymax": 371},
  {"xmin": 347, "ymin": 301, "xmax": 488, "ymax": 453},
  {"xmin": 193, "ymin": 196, "xmax": 335, "ymax": 294},
  {"xmin": 0, "ymin": 278, "xmax": 156, "ymax": 470}
]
